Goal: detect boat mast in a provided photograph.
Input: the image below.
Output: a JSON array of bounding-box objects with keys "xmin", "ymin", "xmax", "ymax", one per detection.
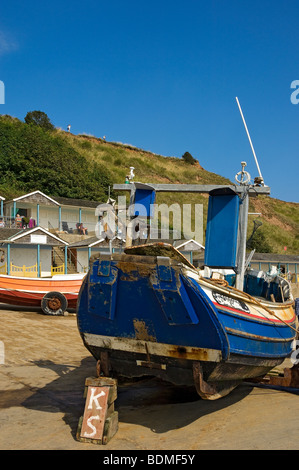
[
  {"xmin": 234, "ymin": 97, "xmax": 268, "ymax": 289},
  {"xmin": 235, "ymin": 97, "xmax": 265, "ymax": 186},
  {"xmin": 235, "ymin": 162, "xmax": 250, "ymax": 291}
]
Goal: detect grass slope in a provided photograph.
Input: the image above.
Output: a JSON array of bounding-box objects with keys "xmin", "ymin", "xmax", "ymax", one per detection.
[
  {"xmin": 0, "ymin": 115, "xmax": 298, "ymax": 254},
  {"xmin": 61, "ymin": 130, "xmax": 299, "ymax": 254}
]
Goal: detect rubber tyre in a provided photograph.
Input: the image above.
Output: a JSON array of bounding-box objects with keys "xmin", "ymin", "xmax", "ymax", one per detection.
[{"xmin": 41, "ymin": 291, "xmax": 68, "ymax": 315}]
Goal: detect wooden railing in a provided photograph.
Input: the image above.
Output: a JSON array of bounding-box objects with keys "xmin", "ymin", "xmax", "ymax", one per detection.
[
  {"xmin": 10, "ymin": 263, "xmax": 41, "ymax": 277},
  {"xmin": 0, "ymin": 263, "xmax": 68, "ymax": 277},
  {"xmin": 281, "ymin": 272, "xmax": 299, "ymax": 283},
  {"xmin": 51, "ymin": 264, "xmax": 65, "ymax": 275},
  {"xmin": 0, "ymin": 263, "xmax": 7, "ymax": 274}
]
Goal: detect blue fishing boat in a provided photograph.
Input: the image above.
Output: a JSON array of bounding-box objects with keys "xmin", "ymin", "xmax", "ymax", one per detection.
[{"xmin": 77, "ymin": 164, "xmax": 297, "ymax": 399}]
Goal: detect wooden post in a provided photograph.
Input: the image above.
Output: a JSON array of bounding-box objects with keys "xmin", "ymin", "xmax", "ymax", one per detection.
[{"xmin": 76, "ymin": 376, "xmax": 118, "ymax": 445}]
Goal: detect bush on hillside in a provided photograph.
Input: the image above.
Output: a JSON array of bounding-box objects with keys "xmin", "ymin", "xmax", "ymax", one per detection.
[
  {"xmin": 182, "ymin": 151, "xmax": 197, "ymax": 165},
  {"xmin": 247, "ymin": 229, "xmax": 272, "ymax": 253},
  {"xmin": 24, "ymin": 110, "xmax": 55, "ymax": 132}
]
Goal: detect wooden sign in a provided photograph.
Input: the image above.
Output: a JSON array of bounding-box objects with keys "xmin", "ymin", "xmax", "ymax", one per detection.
[
  {"xmin": 80, "ymin": 386, "xmax": 109, "ymax": 440},
  {"xmin": 77, "ymin": 377, "xmax": 118, "ymax": 445}
]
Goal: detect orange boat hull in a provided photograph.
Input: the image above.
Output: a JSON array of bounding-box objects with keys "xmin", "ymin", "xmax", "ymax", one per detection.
[{"xmin": 0, "ymin": 274, "xmax": 85, "ymax": 309}]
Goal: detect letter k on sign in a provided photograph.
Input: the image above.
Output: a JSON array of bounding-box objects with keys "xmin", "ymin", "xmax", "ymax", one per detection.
[{"xmin": 88, "ymin": 388, "xmax": 106, "ymax": 409}]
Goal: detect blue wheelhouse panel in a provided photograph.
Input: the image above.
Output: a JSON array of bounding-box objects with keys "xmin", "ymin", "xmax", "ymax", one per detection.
[{"xmin": 204, "ymin": 189, "xmax": 240, "ymax": 269}]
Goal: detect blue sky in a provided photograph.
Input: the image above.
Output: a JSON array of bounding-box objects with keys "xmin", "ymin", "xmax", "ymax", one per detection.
[{"xmin": 0, "ymin": 0, "xmax": 298, "ymax": 202}]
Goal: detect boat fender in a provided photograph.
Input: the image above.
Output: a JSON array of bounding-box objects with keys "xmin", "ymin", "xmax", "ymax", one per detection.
[
  {"xmin": 280, "ymin": 278, "xmax": 291, "ymax": 302},
  {"xmin": 41, "ymin": 291, "xmax": 68, "ymax": 316}
]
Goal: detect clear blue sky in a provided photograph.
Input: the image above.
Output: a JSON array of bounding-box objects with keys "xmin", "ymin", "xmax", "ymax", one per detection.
[{"xmin": 0, "ymin": 0, "xmax": 298, "ymax": 202}]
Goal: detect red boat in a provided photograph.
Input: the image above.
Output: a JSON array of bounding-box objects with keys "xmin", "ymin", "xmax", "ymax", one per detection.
[{"xmin": 0, "ymin": 273, "xmax": 86, "ymax": 315}]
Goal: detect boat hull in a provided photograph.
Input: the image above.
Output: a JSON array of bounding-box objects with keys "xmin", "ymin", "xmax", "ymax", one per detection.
[
  {"xmin": 80, "ymin": 333, "xmax": 284, "ymax": 400},
  {"xmin": 0, "ymin": 273, "xmax": 85, "ymax": 312},
  {"xmin": 77, "ymin": 253, "xmax": 296, "ymax": 399}
]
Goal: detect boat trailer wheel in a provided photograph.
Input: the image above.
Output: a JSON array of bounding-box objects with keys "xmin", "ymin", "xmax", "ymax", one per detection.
[{"xmin": 41, "ymin": 291, "xmax": 68, "ymax": 316}]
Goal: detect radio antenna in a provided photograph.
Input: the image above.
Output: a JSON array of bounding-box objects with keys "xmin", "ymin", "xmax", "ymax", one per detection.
[{"xmin": 235, "ymin": 97, "xmax": 265, "ymax": 186}]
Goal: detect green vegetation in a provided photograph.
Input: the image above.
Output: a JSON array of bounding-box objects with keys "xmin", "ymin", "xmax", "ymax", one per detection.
[
  {"xmin": 0, "ymin": 115, "xmax": 112, "ymax": 200},
  {"xmin": 247, "ymin": 222, "xmax": 272, "ymax": 253},
  {"xmin": 0, "ymin": 113, "xmax": 298, "ymax": 254}
]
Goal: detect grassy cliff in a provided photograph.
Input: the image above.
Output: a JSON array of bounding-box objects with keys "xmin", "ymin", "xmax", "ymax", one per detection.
[
  {"xmin": 60, "ymin": 131, "xmax": 299, "ymax": 254},
  {"xmin": 0, "ymin": 114, "xmax": 298, "ymax": 254}
]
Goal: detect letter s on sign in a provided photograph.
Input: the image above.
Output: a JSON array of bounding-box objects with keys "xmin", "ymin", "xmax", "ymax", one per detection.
[
  {"xmin": 83, "ymin": 415, "xmax": 100, "ymax": 438},
  {"xmin": 290, "ymin": 80, "xmax": 299, "ymax": 104}
]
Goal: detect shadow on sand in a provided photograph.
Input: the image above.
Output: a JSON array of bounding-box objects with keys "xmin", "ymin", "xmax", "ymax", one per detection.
[{"xmin": 20, "ymin": 357, "xmax": 254, "ymax": 438}]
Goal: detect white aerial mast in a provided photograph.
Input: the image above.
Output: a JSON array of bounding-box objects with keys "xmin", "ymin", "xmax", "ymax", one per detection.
[{"xmin": 235, "ymin": 97, "xmax": 265, "ymax": 186}]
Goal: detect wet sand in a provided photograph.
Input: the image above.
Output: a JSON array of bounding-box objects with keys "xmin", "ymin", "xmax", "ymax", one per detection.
[{"xmin": 1, "ymin": 304, "xmax": 299, "ymax": 450}]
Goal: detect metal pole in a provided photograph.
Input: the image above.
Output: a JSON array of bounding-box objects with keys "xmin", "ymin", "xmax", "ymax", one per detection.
[
  {"xmin": 59, "ymin": 206, "xmax": 61, "ymax": 231},
  {"xmin": 64, "ymin": 246, "xmax": 68, "ymax": 274},
  {"xmin": 7, "ymin": 244, "xmax": 10, "ymax": 275},
  {"xmin": 125, "ymin": 186, "xmax": 136, "ymax": 247},
  {"xmin": 88, "ymin": 247, "xmax": 91, "ymax": 267},
  {"xmin": 235, "ymin": 189, "xmax": 249, "ymax": 291},
  {"xmin": 235, "ymin": 97, "xmax": 264, "ymax": 184},
  {"xmin": 113, "ymin": 183, "xmax": 270, "ymax": 195}
]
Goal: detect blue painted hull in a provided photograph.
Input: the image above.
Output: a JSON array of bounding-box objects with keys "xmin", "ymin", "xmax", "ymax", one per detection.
[{"xmin": 77, "ymin": 253, "xmax": 296, "ymax": 399}]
